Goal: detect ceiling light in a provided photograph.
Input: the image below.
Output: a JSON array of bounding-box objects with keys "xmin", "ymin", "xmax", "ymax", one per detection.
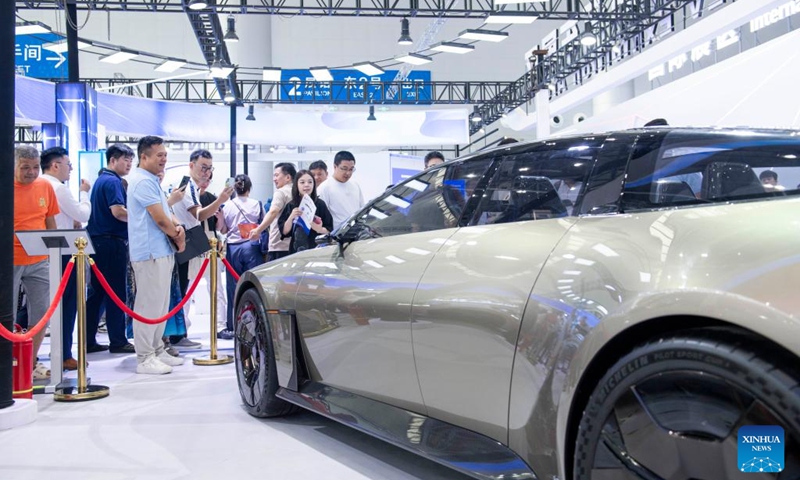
[
  {"xmin": 471, "ymin": 106, "xmax": 482, "ymax": 122},
  {"xmin": 154, "ymin": 59, "xmax": 186, "ymax": 72},
  {"xmin": 309, "ymin": 66, "xmax": 333, "ymax": 82},
  {"xmin": 188, "ymin": 0, "xmax": 208, "ymax": 10},
  {"xmin": 262, "ymin": 67, "xmax": 281, "ymax": 81},
  {"xmin": 224, "ymin": 15, "xmax": 239, "ymax": 43},
  {"xmin": 224, "ymin": 91, "xmax": 236, "ymax": 103},
  {"xmin": 458, "ymin": 29, "xmax": 509, "ymax": 42},
  {"xmin": 484, "ymin": 13, "xmax": 538, "ymax": 24},
  {"xmin": 246, "ymin": 105, "xmax": 256, "ymax": 121},
  {"xmin": 367, "ymin": 105, "xmax": 377, "ymax": 121},
  {"xmin": 431, "ymin": 42, "xmax": 475, "ymax": 54},
  {"xmin": 353, "ymin": 62, "xmax": 385, "ymax": 76},
  {"xmin": 100, "ymin": 50, "xmax": 138, "ymax": 64},
  {"xmin": 16, "ymin": 22, "xmax": 50, "ymax": 35},
  {"xmin": 581, "ymin": 22, "xmax": 597, "ymax": 47},
  {"xmin": 398, "ymin": 17, "xmax": 413, "ymax": 45},
  {"xmin": 394, "ymin": 53, "xmax": 432, "ymax": 65},
  {"xmin": 43, "ymin": 39, "xmax": 91, "ymax": 53},
  {"xmin": 209, "ymin": 45, "xmax": 233, "ymax": 78}
]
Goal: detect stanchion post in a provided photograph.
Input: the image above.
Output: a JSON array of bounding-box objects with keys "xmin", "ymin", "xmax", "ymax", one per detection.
[
  {"xmin": 194, "ymin": 238, "xmax": 233, "ymax": 366},
  {"xmin": 54, "ymin": 238, "xmax": 110, "ymax": 402}
]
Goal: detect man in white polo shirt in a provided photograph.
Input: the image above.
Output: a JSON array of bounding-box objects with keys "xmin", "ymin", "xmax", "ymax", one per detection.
[
  {"xmin": 318, "ymin": 151, "xmax": 364, "ymax": 230},
  {"xmin": 170, "ymin": 149, "xmax": 232, "ymax": 349},
  {"xmin": 40, "ymin": 147, "xmax": 91, "ymax": 371}
]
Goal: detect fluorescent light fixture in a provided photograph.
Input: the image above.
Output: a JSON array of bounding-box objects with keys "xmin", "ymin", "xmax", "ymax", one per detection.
[
  {"xmin": 458, "ymin": 29, "xmax": 509, "ymax": 42},
  {"xmin": 309, "ymin": 66, "xmax": 333, "ymax": 82},
  {"xmin": 210, "ymin": 65, "xmax": 234, "ymax": 78},
  {"xmin": 100, "ymin": 50, "xmax": 138, "ymax": 64},
  {"xmin": 43, "ymin": 39, "xmax": 91, "ymax": 53},
  {"xmin": 364, "ymin": 260, "xmax": 384, "ymax": 269},
  {"xmin": 484, "ymin": 13, "xmax": 538, "ymax": 24},
  {"xmin": 155, "ymin": 59, "xmax": 186, "ymax": 72},
  {"xmin": 431, "ymin": 42, "xmax": 475, "ymax": 54},
  {"xmin": 405, "ymin": 247, "xmax": 430, "ymax": 256},
  {"xmin": 262, "ymin": 67, "xmax": 282, "ymax": 81},
  {"xmin": 368, "ymin": 208, "xmax": 388, "ymax": 220},
  {"xmin": 395, "ymin": 53, "xmax": 432, "ymax": 65},
  {"xmin": 353, "ymin": 62, "xmax": 385, "ymax": 76},
  {"xmin": 16, "ymin": 22, "xmax": 50, "ymax": 35},
  {"xmin": 188, "ymin": 0, "xmax": 208, "ymax": 10},
  {"xmin": 405, "ymin": 179, "xmax": 429, "ymax": 192}
]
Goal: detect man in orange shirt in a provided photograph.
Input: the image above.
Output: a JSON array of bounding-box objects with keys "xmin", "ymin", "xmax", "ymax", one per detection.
[{"xmin": 13, "ymin": 146, "xmax": 59, "ymax": 381}]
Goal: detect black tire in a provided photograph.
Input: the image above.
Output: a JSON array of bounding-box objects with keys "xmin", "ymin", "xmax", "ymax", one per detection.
[
  {"xmin": 574, "ymin": 329, "xmax": 800, "ymax": 480},
  {"xmin": 234, "ymin": 288, "xmax": 298, "ymax": 418}
]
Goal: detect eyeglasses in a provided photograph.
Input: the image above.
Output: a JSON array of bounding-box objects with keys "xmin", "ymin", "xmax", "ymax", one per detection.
[
  {"xmin": 338, "ymin": 166, "xmax": 356, "ymax": 173},
  {"xmin": 200, "ymin": 165, "xmax": 215, "ymax": 174}
]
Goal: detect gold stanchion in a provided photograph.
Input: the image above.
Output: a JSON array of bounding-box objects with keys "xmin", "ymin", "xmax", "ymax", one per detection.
[
  {"xmin": 194, "ymin": 237, "xmax": 233, "ymax": 366},
  {"xmin": 55, "ymin": 237, "xmax": 110, "ymax": 401}
]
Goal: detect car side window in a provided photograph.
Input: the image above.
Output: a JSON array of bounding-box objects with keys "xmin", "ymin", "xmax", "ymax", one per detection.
[
  {"xmin": 621, "ymin": 131, "xmax": 800, "ymax": 211},
  {"xmin": 468, "ymin": 142, "xmax": 600, "ymax": 225},
  {"xmin": 347, "ymin": 158, "xmax": 493, "ymax": 239}
]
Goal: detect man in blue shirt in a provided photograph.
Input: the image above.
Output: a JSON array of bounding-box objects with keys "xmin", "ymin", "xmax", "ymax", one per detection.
[
  {"xmin": 127, "ymin": 136, "xmax": 186, "ymax": 374},
  {"xmin": 86, "ymin": 144, "xmax": 136, "ymax": 354}
]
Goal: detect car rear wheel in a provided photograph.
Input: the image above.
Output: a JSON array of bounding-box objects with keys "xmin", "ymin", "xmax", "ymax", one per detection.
[
  {"xmin": 234, "ymin": 288, "xmax": 297, "ymax": 418},
  {"xmin": 574, "ymin": 329, "xmax": 800, "ymax": 480}
]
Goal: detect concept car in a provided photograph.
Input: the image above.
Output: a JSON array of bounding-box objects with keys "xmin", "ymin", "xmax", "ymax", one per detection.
[{"xmin": 234, "ymin": 128, "xmax": 800, "ymax": 480}]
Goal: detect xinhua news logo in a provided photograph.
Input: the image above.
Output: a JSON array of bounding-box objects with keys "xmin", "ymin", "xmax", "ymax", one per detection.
[{"xmin": 738, "ymin": 425, "xmax": 785, "ymax": 473}]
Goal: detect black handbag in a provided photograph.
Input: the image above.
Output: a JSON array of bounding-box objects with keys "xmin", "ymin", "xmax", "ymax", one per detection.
[{"xmin": 175, "ymin": 225, "xmax": 211, "ymax": 264}]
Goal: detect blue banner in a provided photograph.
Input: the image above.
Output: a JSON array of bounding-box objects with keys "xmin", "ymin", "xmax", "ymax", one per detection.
[
  {"xmin": 15, "ymin": 33, "xmax": 68, "ymax": 79},
  {"xmin": 280, "ymin": 69, "xmax": 432, "ymax": 103},
  {"xmin": 56, "ymin": 83, "xmax": 98, "ymax": 154}
]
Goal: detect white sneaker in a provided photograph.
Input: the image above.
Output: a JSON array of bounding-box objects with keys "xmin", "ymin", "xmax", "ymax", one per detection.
[
  {"xmin": 157, "ymin": 352, "xmax": 184, "ymax": 366},
  {"xmin": 136, "ymin": 356, "xmax": 173, "ymax": 375}
]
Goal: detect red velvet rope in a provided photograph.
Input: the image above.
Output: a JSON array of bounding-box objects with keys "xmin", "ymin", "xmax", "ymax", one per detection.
[
  {"xmin": 91, "ymin": 257, "xmax": 209, "ymax": 325},
  {"xmin": 0, "ymin": 260, "xmax": 75, "ymax": 343},
  {"xmin": 221, "ymin": 257, "xmax": 240, "ymax": 282}
]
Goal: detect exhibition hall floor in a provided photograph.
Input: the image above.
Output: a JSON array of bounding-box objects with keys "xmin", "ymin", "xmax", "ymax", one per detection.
[{"xmin": 0, "ymin": 285, "xmax": 469, "ymax": 480}]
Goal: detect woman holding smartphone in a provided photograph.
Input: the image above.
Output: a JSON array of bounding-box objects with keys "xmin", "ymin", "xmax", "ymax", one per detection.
[
  {"xmin": 278, "ymin": 170, "xmax": 334, "ymax": 254},
  {"xmin": 218, "ymin": 174, "xmax": 264, "ymax": 337}
]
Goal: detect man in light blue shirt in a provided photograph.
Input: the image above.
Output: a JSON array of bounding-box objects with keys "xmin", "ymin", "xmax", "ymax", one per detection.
[{"xmin": 127, "ymin": 136, "xmax": 187, "ymax": 375}]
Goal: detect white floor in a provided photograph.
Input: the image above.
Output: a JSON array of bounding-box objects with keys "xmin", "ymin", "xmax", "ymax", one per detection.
[{"xmin": 0, "ymin": 287, "xmax": 470, "ymax": 480}]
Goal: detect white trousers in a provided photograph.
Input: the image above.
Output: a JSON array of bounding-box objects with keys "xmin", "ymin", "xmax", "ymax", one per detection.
[
  {"xmin": 183, "ymin": 256, "xmax": 203, "ymax": 329},
  {"xmin": 132, "ymin": 255, "xmax": 173, "ymax": 363}
]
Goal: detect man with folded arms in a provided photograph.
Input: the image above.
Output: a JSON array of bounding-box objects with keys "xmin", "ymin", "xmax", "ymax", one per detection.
[{"xmin": 126, "ymin": 136, "xmax": 186, "ymax": 375}]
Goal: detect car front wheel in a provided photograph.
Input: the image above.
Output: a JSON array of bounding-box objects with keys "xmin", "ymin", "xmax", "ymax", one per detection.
[
  {"xmin": 234, "ymin": 288, "xmax": 297, "ymax": 418},
  {"xmin": 574, "ymin": 329, "xmax": 800, "ymax": 479}
]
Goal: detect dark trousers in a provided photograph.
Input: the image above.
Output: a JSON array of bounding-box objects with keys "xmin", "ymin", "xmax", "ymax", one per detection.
[
  {"xmin": 267, "ymin": 250, "xmax": 289, "ymax": 262},
  {"xmin": 61, "ymin": 254, "xmax": 77, "ymax": 361},
  {"xmin": 86, "ymin": 235, "xmax": 129, "ymax": 349},
  {"xmin": 226, "ymin": 242, "xmax": 265, "ymax": 330},
  {"xmin": 171, "ymin": 260, "xmax": 190, "ymax": 344}
]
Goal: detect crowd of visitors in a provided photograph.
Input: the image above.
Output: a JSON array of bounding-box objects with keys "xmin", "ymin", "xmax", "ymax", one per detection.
[{"xmin": 12, "ymin": 142, "xmax": 441, "ymax": 377}]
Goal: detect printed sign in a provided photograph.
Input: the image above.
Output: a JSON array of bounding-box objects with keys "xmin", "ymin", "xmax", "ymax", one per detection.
[
  {"xmin": 280, "ymin": 69, "xmax": 432, "ymax": 103},
  {"xmin": 15, "ymin": 33, "xmax": 68, "ymax": 79},
  {"xmin": 738, "ymin": 425, "xmax": 785, "ymax": 473}
]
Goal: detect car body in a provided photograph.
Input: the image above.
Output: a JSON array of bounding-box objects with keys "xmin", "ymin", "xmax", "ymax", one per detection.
[{"xmin": 234, "ymin": 128, "xmax": 800, "ymax": 480}]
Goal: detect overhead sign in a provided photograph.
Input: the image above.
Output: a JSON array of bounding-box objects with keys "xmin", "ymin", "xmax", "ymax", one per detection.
[
  {"xmin": 15, "ymin": 33, "xmax": 68, "ymax": 79},
  {"xmin": 280, "ymin": 69, "xmax": 432, "ymax": 103},
  {"xmin": 648, "ymin": 29, "xmax": 740, "ymax": 81}
]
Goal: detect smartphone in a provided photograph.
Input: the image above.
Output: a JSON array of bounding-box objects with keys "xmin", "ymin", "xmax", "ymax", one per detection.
[
  {"xmin": 178, "ymin": 175, "xmax": 191, "ymax": 190},
  {"xmin": 225, "ymin": 177, "xmax": 235, "ymax": 189}
]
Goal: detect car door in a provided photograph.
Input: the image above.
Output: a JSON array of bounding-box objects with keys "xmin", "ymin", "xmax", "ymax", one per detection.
[
  {"xmin": 293, "ymin": 157, "xmax": 493, "ymax": 413},
  {"xmin": 411, "ymin": 137, "xmax": 607, "ymax": 443}
]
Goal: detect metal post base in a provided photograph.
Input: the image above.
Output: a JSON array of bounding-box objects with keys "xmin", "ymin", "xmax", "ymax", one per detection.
[
  {"xmin": 193, "ymin": 355, "xmax": 234, "ymax": 366},
  {"xmin": 53, "ymin": 384, "xmax": 110, "ymax": 402}
]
